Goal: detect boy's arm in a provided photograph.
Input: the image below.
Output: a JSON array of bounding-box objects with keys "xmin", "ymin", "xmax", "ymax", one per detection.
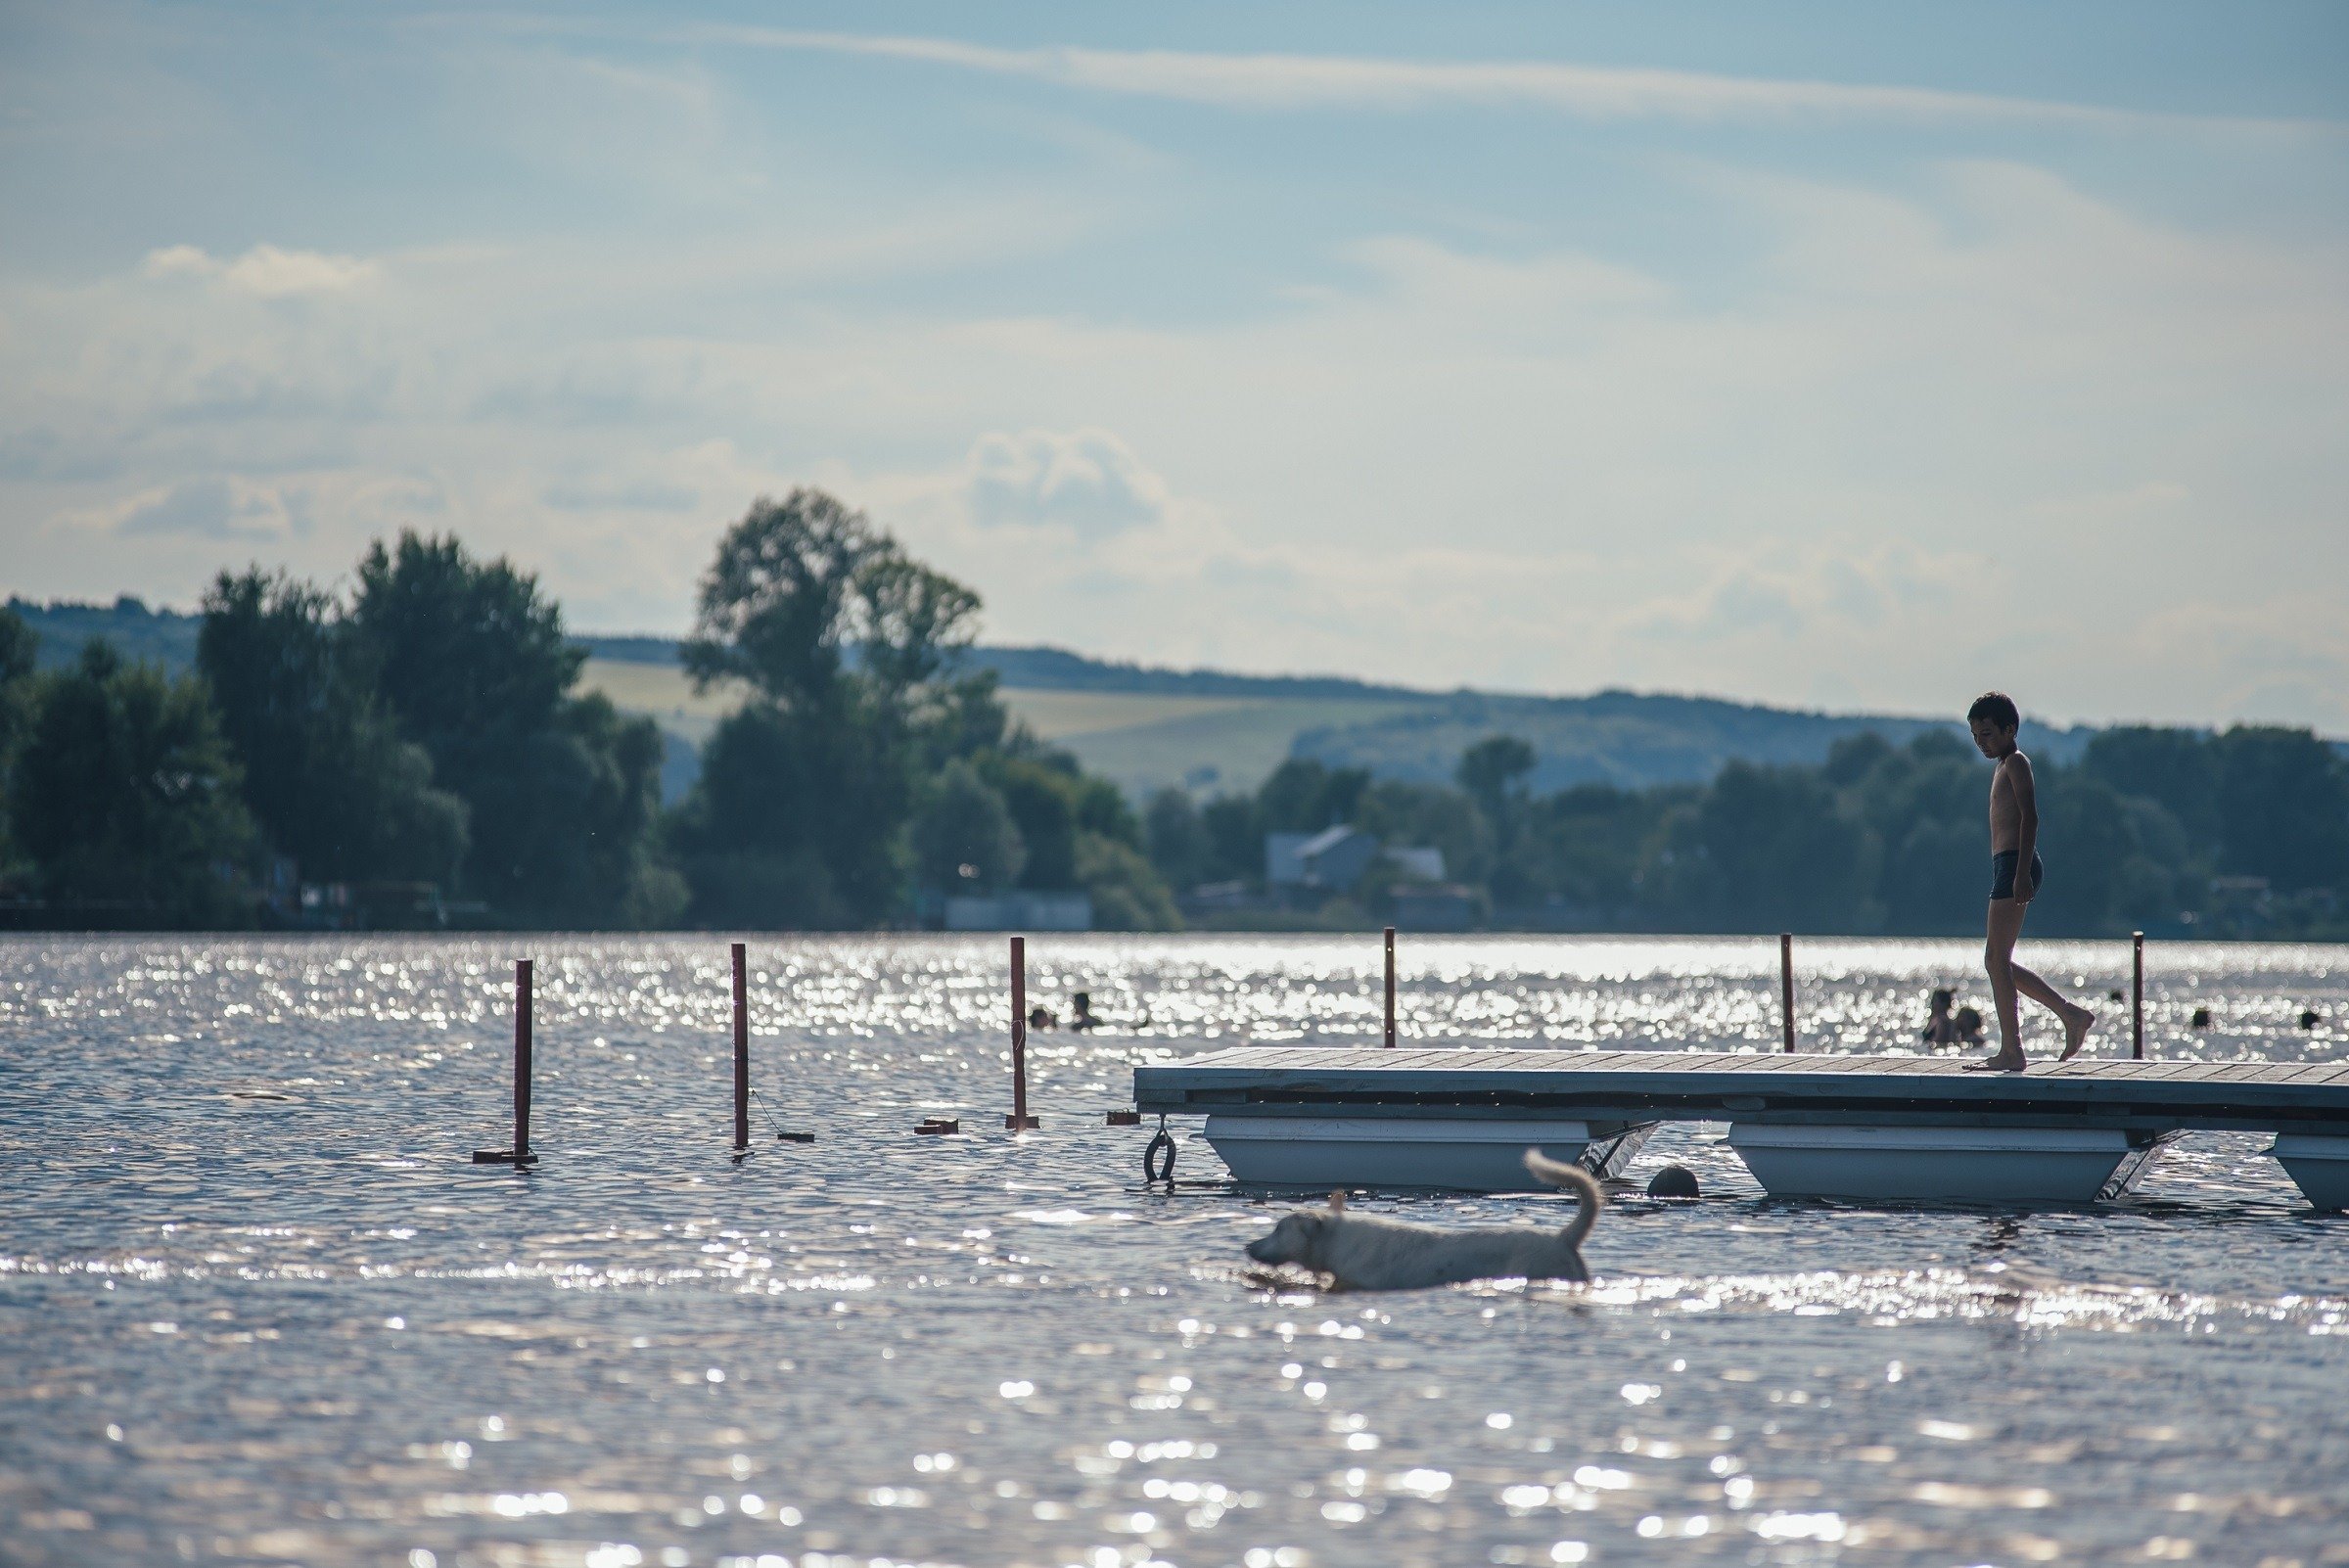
[{"xmin": 2007, "ymin": 752, "xmax": 2039, "ymax": 903}]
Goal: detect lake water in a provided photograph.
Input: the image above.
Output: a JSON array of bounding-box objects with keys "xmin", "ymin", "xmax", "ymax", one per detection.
[{"xmin": 3, "ymin": 934, "xmax": 2345, "ymax": 1567}]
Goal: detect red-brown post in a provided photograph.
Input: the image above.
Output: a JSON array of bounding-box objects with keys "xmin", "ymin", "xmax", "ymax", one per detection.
[
  {"xmin": 1384, "ymin": 926, "xmax": 1397, "ymax": 1048},
  {"xmin": 514, "ymin": 958, "xmax": 534, "ymax": 1158},
  {"xmin": 2132, "ymin": 931, "xmax": 2145, "ymax": 1061},
  {"xmin": 1007, "ymin": 935, "xmax": 1032, "ymax": 1131},
  {"xmin": 732, "ymin": 942, "xmax": 750, "ymax": 1151},
  {"xmin": 1779, "ymin": 933, "xmax": 1796, "ymax": 1053}
]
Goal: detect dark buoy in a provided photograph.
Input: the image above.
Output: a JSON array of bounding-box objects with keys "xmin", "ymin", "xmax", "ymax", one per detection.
[
  {"xmin": 2191, "ymin": 1007, "xmax": 2214, "ymax": 1030},
  {"xmin": 2301, "ymin": 1009, "xmax": 2323, "ymax": 1032},
  {"xmin": 1646, "ymin": 1164, "xmax": 1701, "ymax": 1200}
]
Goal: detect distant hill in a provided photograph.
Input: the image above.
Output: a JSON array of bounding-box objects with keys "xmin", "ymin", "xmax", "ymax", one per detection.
[
  {"xmin": 1287, "ymin": 689, "xmax": 2093, "ymax": 792},
  {"xmin": 11, "ymin": 596, "xmax": 201, "ymax": 673},
  {"xmin": 12, "ymin": 596, "xmax": 2105, "ymax": 801}
]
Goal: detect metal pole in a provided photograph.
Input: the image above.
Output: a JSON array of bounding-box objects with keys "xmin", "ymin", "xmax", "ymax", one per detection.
[
  {"xmin": 732, "ymin": 942, "xmax": 750, "ymax": 1151},
  {"xmin": 514, "ymin": 958, "xmax": 534, "ymax": 1158},
  {"xmin": 1007, "ymin": 935, "xmax": 1033, "ymax": 1131},
  {"xmin": 2132, "ymin": 931, "xmax": 2145, "ymax": 1061},
  {"xmin": 1384, "ymin": 926, "xmax": 1397, "ymax": 1048},
  {"xmin": 1779, "ymin": 934, "xmax": 1795, "ymax": 1053}
]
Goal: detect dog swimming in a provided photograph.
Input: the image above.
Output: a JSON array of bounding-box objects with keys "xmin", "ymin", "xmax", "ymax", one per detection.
[{"xmin": 1243, "ymin": 1149, "xmax": 1603, "ymax": 1291}]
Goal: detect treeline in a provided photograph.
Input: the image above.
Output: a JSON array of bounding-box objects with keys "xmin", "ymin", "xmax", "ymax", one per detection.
[
  {"xmin": 5, "ymin": 488, "xmax": 2344, "ymax": 939},
  {"xmin": 1142, "ymin": 727, "xmax": 2349, "ymax": 939},
  {"xmin": 0, "ymin": 490, "xmax": 1175, "ymax": 930}
]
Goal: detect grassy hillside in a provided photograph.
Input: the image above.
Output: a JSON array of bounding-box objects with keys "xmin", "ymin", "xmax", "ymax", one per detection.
[{"xmin": 572, "ymin": 658, "xmax": 1420, "ymax": 799}]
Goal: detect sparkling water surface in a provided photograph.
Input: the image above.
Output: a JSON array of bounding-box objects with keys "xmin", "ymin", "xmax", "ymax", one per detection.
[{"xmin": 2, "ymin": 934, "xmax": 2344, "ymax": 1568}]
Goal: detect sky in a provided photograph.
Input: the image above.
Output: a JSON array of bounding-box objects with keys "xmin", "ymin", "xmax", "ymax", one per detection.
[{"xmin": 3, "ymin": 2, "xmax": 2346, "ymax": 730}]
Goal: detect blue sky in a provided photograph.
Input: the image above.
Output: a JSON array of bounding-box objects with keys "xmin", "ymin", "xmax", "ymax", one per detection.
[{"xmin": 4, "ymin": 2, "xmax": 2345, "ymax": 729}]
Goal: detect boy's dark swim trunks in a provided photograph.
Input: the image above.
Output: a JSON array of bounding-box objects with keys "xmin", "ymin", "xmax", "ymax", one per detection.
[{"xmin": 1990, "ymin": 850, "xmax": 2044, "ymax": 901}]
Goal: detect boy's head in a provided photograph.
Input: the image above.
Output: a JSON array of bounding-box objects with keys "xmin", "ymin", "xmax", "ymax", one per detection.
[{"xmin": 1966, "ymin": 691, "xmax": 2019, "ymax": 758}]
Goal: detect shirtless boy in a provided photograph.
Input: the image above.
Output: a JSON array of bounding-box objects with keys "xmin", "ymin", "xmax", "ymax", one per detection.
[{"xmin": 1965, "ymin": 692, "xmax": 2095, "ymax": 1072}]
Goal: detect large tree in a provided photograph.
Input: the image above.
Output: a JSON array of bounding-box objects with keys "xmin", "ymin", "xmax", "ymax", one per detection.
[
  {"xmin": 671, "ymin": 490, "xmax": 992, "ymax": 926},
  {"xmin": 682, "ymin": 489, "xmax": 984, "ymax": 712},
  {"xmin": 1654, "ymin": 761, "xmax": 1877, "ymax": 933},
  {"xmin": 2209, "ymin": 725, "xmax": 2349, "ymax": 893},
  {"xmin": 348, "ymin": 531, "xmax": 673, "ymax": 926},
  {"xmin": 11, "ymin": 643, "xmax": 253, "ymax": 925},
  {"xmin": 672, "ymin": 489, "xmax": 1178, "ymax": 929},
  {"xmin": 198, "ymin": 569, "xmax": 467, "ymax": 889},
  {"xmin": 0, "ymin": 604, "xmax": 36, "ymax": 875}
]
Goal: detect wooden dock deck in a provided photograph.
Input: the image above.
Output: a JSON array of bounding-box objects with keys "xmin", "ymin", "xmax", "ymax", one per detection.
[
  {"xmin": 1132, "ymin": 1046, "xmax": 2349, "ymax": 1206},
  {"xmin": 1136, "ymin": 1046, "xmax": 2349, "ymax": 1130}
]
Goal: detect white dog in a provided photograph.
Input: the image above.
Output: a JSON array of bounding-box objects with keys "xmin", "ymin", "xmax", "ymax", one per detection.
[{"xmin": 1243, "ymin": 1150, "xmax": 1602, "ymax": 1290}]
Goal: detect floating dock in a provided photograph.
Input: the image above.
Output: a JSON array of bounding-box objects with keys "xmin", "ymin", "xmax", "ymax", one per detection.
[{"xmin": 1132, "ymin": 1047, "xmax": 2349, "ymax": 1209}]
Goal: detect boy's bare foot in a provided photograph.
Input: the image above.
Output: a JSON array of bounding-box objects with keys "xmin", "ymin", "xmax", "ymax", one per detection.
[
  {"xmin": 2057, "ymin": 1006, "xmax": 2096, "ymax": 1062},
  {"xmin": 1963, "ymin": 1053, "xmax": 2027, "ymax": 1073}
]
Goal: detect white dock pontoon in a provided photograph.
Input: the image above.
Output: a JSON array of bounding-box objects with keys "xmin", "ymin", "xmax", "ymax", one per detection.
[{"xmin": 1131, "ymin": 1046, "xmax": 2349, "ymax": 1208}]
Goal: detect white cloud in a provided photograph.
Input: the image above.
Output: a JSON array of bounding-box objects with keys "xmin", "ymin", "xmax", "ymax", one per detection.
[
  {"xmin": 687, "ymin": 28, "xmax": 2335, "ymax": 134},
  {"xmin": 46, "ymin": 470, "xmax": 448, "ymax": 558},
  {"xmin": 964, "ymin": 427, "xmax": 1173, "ymax": 536},
  {"xmin": 8, "ymin": 137, "xmax": 2345, "ymax": 731},
  {"xmin": 142, "ymin": 243, "xmax": 382, "ymax": 298},
  {"xmin": 86, "ymin": 475, "xmax": 302, "ymax": 541}
]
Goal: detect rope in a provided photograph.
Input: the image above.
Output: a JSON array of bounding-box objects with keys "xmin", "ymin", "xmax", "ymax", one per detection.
[{"xmin": 749, "ymin": 1085, "xmax": 813, "ymax": 1142}]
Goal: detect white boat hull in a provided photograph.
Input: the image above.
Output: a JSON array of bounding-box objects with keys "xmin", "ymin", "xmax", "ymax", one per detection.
[
  {"xmin": 1727, "ymin": 1123, "xmax": 2173, "ymax": 1204},
  {"xmin": 1199, "ymin": 1116, "xmax": 1647, "ymax": 1191},
  {"xmin": 2270, "ymin": 1133, "xmax": 2349, "ymax": 1211}
]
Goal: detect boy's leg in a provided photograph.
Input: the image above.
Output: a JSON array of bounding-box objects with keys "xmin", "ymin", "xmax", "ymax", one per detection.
[
  {"xmin": 1969, "ymin": 899, "xmax": 2030, "ymax": 1071},
  {"xmin": 2008, "ymin": 962, "xmax": 2096, "ymax": 1060}
]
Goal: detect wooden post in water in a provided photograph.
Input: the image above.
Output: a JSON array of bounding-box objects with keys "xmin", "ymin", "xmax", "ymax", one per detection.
[
  {"xmin": 517, "ymin": 959, "xmax": 534, "ymax": 1157},
  {"xmin": 732, "ymin": 942, "xmax": 750, "ymax": 1152},
  {"xmin": 1005, "ymin": 935, "xmax": 1036, "ymax": 1130},
  {"xmin": 1779, "ymin": 934, "xmax": 1796, "ymax": 1053},
  {"xmin": 2132, "ymin": 932, "xmax": 2145, "ymax": 1061},
  {"xmin": 1384, "ymin": 926, "xmax": 1397, "ymax": 1048},
  {"xmin": 475, "ymin": 959, "xmax": 537, "ymax": 1165}
]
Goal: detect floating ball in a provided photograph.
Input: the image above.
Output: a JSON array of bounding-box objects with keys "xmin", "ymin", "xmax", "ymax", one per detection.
[{"xmin": 1646, "ymin": 1164, "xmax": 1701, "ymax": 1200}]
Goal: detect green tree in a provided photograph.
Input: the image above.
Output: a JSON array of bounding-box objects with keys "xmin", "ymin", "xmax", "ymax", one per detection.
[
  {"xmin": 1839, "ymin": 733, "xmax": 1980, "ymax": 935},
  {"xmin": 353, "ymin": 533, "xmax": 579, "ymax": 741},
  {"xmin": 1257, "ymin": 759, "xmax": 1368, "ymax": 833},
  {"xmin": 1198, "ymin": 794, "xmax": 1263, "ymax": 884},
  {"xmin": 672, "ymin": 490, "xmax": 996, "ymax": 926},
  {"xmin": 914, "ymin": 761, "xmax": 1025, "ymax": 894},
  {"xmin": 0, "ymin": 604, "xmax": 36, "ymax": 873},
  {"xmin": 11, "ymin": 643, "xmax": 253, "ymax": 925},
  {"xmin": 986, "ymin": 754, "xmax": 1082, "ymax": 890},
  {"xmin": 666, "ymin": 703, "xmax": 868, "ymax": 927},
  {"xmin": 682, "ymin": 489, "xmax": 982, "ymax": 714},
  {"xmin": 2080, "ymin": 726, "xmax": 2220, "ymax": 843},
  {"xmin": 198, "ymin": 569, "xmax": 467, "ymax": 889},
  {"xmin": 2207, "ymin": 726, "xmax": 2349, "ymax": 894},
  {"xmin": 1518, "ymin": 782, "xmax": 1681, "ymax": 920},
  {"xmin": 1359, "ymin": 777, "xmax": 1488, "ymax": 889},
  {"xmin": 1078, "ymin": 832, "xmax": 1181, "ymax": 931},
  {"xmin": 1657, "ymin": 761, "xmax": 1875, "ymax": 932},
  {"xmin": 1457, "ymin": 734, "xmax": 1536, "ymax": 820},
  {"xmin": 349, "ymin": 531, "xmax": 671, "ymax": 925},
  {"xmin": 1144, "ymin": 788, "xmax": 1211, "ymax": 892}
]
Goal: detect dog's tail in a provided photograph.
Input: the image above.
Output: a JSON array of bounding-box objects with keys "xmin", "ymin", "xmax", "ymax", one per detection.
[{"xmin": 1522, "ymin": 1149, "xmax": 1603, "ymax": 1249}]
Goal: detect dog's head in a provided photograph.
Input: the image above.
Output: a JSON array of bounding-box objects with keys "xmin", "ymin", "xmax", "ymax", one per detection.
[{"xmin": 1245, "ymin": 1192, "xmax": 1345, "ymax": 1267}]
